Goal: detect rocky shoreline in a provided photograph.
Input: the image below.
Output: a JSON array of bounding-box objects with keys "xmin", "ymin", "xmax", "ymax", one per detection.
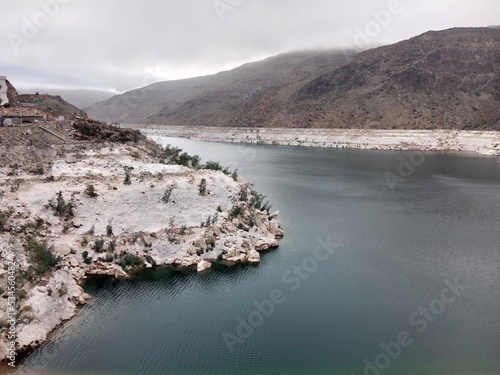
[
  {"xmin": 132, "ymin": 125, "xmax": 500, "ymax": 156},
  {"xmin": 0, "ymin": 126, "xmax": 283, "ymax": 364}
]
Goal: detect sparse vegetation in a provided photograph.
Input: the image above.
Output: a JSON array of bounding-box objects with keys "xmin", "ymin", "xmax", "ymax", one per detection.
[
  {"xmin": 123, "ymin": 166, "xmax": 134, "ymax": 185},
  {"xmin": 10, "ymin": 179, "xmax": 23, "ymax": 193},
  {"xmin": 84, "ymin": 184, "xmax": 98, "ymax": 198},
  {"xmin": 0, "ymin": 210, "xmax": 11, "ymax": 231},
  {"xmin": 229, "ymin": 204, "xmax": 243, "ymax": 219},
  {"xmin": 57, "ymin": 284, "xmax": 67, "ymax": 297},
  {"xmin": 122, "ymin": 254, "xmax": 144, "ymax": 267},
  {"xmin": 93, "ymin": 239, "xmax": 105, "ymax": 253},
  {"xmin": 48, "ymin": 191, "xmax": 75, "ymax": 220},
  {"xmin": 198, "ymin": 178, "xmax": 207, "ymax": 196},
  {"xmin": 161, "ymin": 186, "xmax": 174, "ymax": 204},
  {"xmin": 23, "ymin": 237, "xmax": 59, "ymax": 277},
  {"xmin": 231, "ymin": 169, "xmax": 238, "ymax": 182},
  {"xmin": 81, "ymin": 237, "xmax": 89, "ymax": 247}
]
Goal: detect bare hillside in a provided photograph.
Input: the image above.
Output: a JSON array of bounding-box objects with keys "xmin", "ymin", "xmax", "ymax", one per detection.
[{"xmin": 85, "ymin": 28, "xmax": 500, "ymax": 130}]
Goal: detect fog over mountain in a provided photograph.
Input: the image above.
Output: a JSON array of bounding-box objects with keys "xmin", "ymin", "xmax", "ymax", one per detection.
[{"xmin": 86, "ymin": 28, "xmax": 500, "ymax": 130}]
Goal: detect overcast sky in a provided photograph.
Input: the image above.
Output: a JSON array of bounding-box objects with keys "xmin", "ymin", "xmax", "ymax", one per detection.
[{"xmin": 1, "ymin": 0, "xmax": 498, "ymax": 107}]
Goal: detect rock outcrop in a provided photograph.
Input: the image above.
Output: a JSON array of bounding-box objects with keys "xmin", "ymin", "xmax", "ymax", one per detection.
[{"xmin": 0, "ymin": 133, "xmax": 283, "ymax": 362}]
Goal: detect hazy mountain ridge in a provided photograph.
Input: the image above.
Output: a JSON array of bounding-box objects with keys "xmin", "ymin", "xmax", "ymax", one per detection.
[
  {"xmin": 86, "ymin": 28, "xmax": 500, "ymax": 130},
  {"xmin": 85, "ymin": 51, "xmax": 355, "ymax": 124}
]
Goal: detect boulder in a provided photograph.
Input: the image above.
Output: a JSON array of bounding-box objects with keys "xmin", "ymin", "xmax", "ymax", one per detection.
[
  {"xmin": 197, "ymin": 260, "xmax": 212, "ymax": 273},
  {"xmin": 269, "ymin": 210, "xmax": 280, "ymax": 220},
  {"xmin": 269, "ymin": 219, "xmax": 284, "ymax": 237},
  {"xmin": 65, "ymin": 155, "xmax": 77, "ymax": 163},
  {"xmin": 247, "ymin": 250, "xmax": 261, "ymax": 264}
]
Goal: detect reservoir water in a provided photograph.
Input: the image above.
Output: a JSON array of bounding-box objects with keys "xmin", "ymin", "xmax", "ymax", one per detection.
[{"xmin": 15, "ymin": 138, "xmax": 500, "ymax": 375}]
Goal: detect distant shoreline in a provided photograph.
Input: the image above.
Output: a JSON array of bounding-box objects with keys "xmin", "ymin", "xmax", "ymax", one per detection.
[{"xmin": 124, "ymin": 125, "xmax": 500, "ymax": 157}]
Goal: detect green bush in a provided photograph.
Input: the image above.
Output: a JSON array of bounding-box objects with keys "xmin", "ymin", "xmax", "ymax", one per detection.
[
  {"xmin": 94, "ymin": 239, "xmax": 105, "ymax": 253},
  {"xmin": 0, "ymin": 210, "xmax": 11, "ymax": 231},
  {"xmin": 162, "ymin": 186, "xmax": 174, "ymax": 204},
  {"xmin": 48, "ymin": 191, "xmax": 75, "ymax": 220},
  {"xmin": 123, "ymin": 254, "xmax": 144, "ymax": 267},
  {"xmin": 84, "ymin": 184, "xmax": 98, "ymax": 198},
  {"xmin": 24, "ymin": 238, "xmax": 59, "ymax": 276},
  {"xmin": 198, "ymin": 178, "xmax": 207, "ymax": 196},
  {"xmin": 106, "ymin": 224, "xmax": 113, "ymax": 237},
  {"xmin": 231, "ymin": 169, "xmax": 238, "ymax": 182},
  {"xmin": 123, "ymin": 166, "xmax": 134, "ymax": 185},
  {"xmin": 82, "ymin": 250, "xmax": 89, "ymax": 259},
  {"xmin": 229, "ymin": 204, "xmax": 243, "ymax": 219},
  {"xmin": 58, "ymin": 285, "xmax": 67, "ymax": 297}
]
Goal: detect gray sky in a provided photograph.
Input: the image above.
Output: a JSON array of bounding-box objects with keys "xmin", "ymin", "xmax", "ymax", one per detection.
[{"xmin": 1, "ymin": 0, "xmax": 498, "ymax": 107}]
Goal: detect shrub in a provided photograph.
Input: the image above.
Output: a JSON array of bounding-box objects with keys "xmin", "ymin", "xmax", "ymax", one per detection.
[
  {"xmin": 109, "ymin": 240, "xmax": 116, "ymax": 252},
  {"xmin": 81, "ymin": 237, "xmax": 89, "ymax": 247},
  {"xmin": 84, "ymin": 257, "xmax": 92, "ymax": 265},
  {"xmin": 82, "ymin": 250, "xmax": 89, "ymax": 259},
  {"xmin": 48, "ymin": 191, "xmax": 75, "ymax": 220},
  {"xmin": 105, "ymin": 253, "xmax": 114, "ymax": 262},
  {"xmin": 231, "ymin": 169, "xmax": 238, "ymax": 182},
  {"xmin": 198, "ymin": 178, "xmax": 207, "ymax": 196},
  {"xmin": 229, "ymin": 204, "xmax": 243, "ymax": 219},
  {"xmin": 46, "ymin": 286, "xmax": 52, "ymax": 296},
  {"xmin": 0, "ymin": 210, "xmax": 11, "ymax": 231},
  {"xmin": 203, "ymin": 161, "xmax": 223, "ymax": 171},
  {"xmin": 30, "ymin": 165, "xmax": 44, "ymax": 176},
  {"xmin": 23, "ymin": 237, "xmax": 59, "ymax": 276},
  {"xmin": 123, "ymin": 254, "xmax": 144, "ymax": 267},
  {"xmin": 94, "ymin": 239, "xmax": 105, "ymax": 253},
  {"xmin": 123, "ymin": 166, "xmax": 134, "ymax": 185},
  {"xmin": 161, "ymin": 186, "xmax": 174, "ymax": 204},
  {"xmin": 106, "ymin": 224, "xmax": 113, "ymax": 237},
  {"xmin": 58, "ymin": 285, "xmax": 67, "ymax": 297},
  {"xmin": 84, "ymin": 184, "xmax": 98, "ymax": 198}
]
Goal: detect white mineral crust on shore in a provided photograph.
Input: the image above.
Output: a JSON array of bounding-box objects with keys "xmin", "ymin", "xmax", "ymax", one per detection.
[{"xmin": 0, "ymin": 144, "xmax": 283, "ymax": 361}]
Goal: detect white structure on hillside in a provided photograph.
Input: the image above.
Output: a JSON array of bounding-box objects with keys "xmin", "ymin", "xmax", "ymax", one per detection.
[{"xmin": 0, "ymin": 76, "xmax": 8, "ymax": 106}]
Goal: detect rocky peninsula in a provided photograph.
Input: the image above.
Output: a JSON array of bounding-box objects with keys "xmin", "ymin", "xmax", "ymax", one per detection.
[{"xmin": 0, "ymin": 122, "xmax": 283, "ymax": 364}]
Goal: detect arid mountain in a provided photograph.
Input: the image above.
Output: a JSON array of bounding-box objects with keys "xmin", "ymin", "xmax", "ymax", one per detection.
[
  {"xmin": 84, "ymin": 51, "xmax": 355, "ymax": 124},
  {"xmin": 86, "ymin": 27, "xmax": 500, "ymax": 130}
]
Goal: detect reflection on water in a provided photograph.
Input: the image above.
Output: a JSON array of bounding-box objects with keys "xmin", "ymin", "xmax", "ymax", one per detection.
[{"xmin": 14, "ymin": 139, "xmax": 500, "ymax": 375}]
